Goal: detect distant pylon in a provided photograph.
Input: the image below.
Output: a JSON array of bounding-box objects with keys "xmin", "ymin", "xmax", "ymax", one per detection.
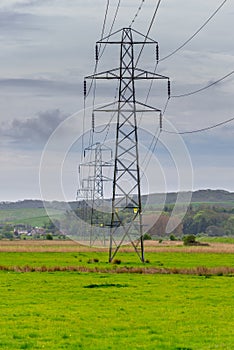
[
  {"xmin": 76, "ymin": 177, "xmax": 93, "ymax": 243},
  {"xmin": 85, "ymin": 28, "xmax": 170, "ymax": 261},
  {"xmin": 77, "ymin": 142, "xmax": 112, "ymax": 246}
]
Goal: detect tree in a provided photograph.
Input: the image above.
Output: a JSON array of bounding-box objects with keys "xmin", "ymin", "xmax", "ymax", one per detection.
[
  {"xmin": 183, "ymin": 208, "xmax": 228, "ymax": 235},
  {"xmin": 224, "ymin": 215, "xmax": 234, "ymax": 236},
  {"xmin": 206, "ymin": 225, "xmax": 224, "ymax": 237},
  {"xmin": 1, "ymin": 225, "xmax": 14, "ymax": 239},
  {"xmin": 183, "ymin": 234, "xmax": 196, "ymax": 246}
]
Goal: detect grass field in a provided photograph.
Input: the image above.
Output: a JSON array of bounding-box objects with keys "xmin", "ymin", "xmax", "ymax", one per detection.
[
  {"xmin": 198, "ymin": 236, "xmax": 234, "ymax": 244},
  {"xmin": 0, "ymin": 208, "xmax": 62, "ymax": 226},
  {"xmin": 0, "ymin": 240, "xmax": 233, "ymax": 349}
]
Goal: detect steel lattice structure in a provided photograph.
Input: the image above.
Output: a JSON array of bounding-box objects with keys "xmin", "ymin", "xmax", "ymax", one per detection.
[
  {"xmin": 83, "ymin": 143, "xmax": 112, "ymax": 206},
  {"xmin": 85, "ymin": 28, "xmax": 169, "ymax": 262},
  {"xmin": 77, "ymin": 142, "xmax": 112, "ymax": 246}
]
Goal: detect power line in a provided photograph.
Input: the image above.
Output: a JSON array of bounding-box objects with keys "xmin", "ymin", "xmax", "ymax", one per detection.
[
  {"xmin": 94, "ymin": 113, "xmax": 116, "ymax": 134},
  {"xmin": 136, "ymin": 1, "xmax": 167, "ymax": 172},
  {"xmin": 171, "ymin": 70, "xmax": 234, "ymax": 98},
  {"xmin": 163, "ymin": 116, "xmax": 234, "ymax": 135},
  {"xmin": 100, "ymin": 0, "xmax": 110, "ymax": 40},
  {"xmin": 86, "ymin": 0, "xmax": 121, "ymax": 106},
  {"xmin": 142, "ymin": 114, "xmax": 234, "ymax": 173},
  {"xmin": 90, "ymin": 0, "xmax": 161, "ymax": 144},
  {"xmin": 139, "ymin": 0, "xmax": 230, "ymax": 165},
  {"xmin": 101, "ymin": 87, "xmax": 119, "ymax": 144},
  {"xmin": 129, "ymin": 0, "xmax": 145, "ymax": 28},
  {"xmin": 138, "ymin": 62, "xmax": 159, "ymax": 127},
  {"xmin": 82, "ymin": 5, "xmax": 121, "ymax": 196},
  {"xmin": 141, "ymin": 97, "xmax": 170, "ymax": 174},
  {"xmin": 160, "ymin": 0, "xmax": 228, "ymax": 62},
  {"xmin": 81, "ymin": 0, "xmax": 111, "ymax": 157},
  {"xmin": 133, "ymin": 0, "xmax": 162, "ymax": 168},
  {"xmin": 141, "ymin": 128, "xmax": 161, "ymax": 175},
  {"xmin": 139, "ymin": 86, "xmax": 169, "ymax": 170},
  {"xmin": 85, "ymin": 0, "xmax": 122, "ymax": 148},
  {"xmin": 86, "ymin": 0, "xmax": 121, "ymax": 98},
  {"xmin": 94, "ymin": 82, "xmax": 119, "ymax": 149},
  {"xmin": 81, "ymin": 95, "xmax": 86, "ymax": 160},
  {"xmin": 144, "ymin": 0, "xmax": 162, "ymax": 39},
  {"xmin": 135, "ymin": 0, "xmax": 162, "ymax": 66},
  {"xmin": 136, "ymin": 0, "xmax": 163, "ymax": 134},
  {"xmin": 99, "ymin": 0, "xmax": 121, "ymax": 59}
]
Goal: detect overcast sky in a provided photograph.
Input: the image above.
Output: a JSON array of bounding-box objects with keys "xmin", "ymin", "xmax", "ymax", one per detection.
[{"xmin": 0, "ymin": 0, "xmax": 234, "ymax": 201}]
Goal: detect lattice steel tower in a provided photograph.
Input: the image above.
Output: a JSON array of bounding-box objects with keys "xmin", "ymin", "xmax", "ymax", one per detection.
[
  {"xmin": 77, "ymin": 142, "xmax": 112, "ymax": 246},
  {"xmin": 85, "ymin": 28, "xmax": 169, "ymax": 262},
  {"xmin": 83, "ymin": 143, "xmax": 112, "ymax": 207}
]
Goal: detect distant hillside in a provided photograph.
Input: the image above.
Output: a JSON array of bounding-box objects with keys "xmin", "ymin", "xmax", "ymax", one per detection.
[
  {"xmin": 0, "ymin": 200, "xmax": 78, "ymax": 211},
  {"xmin": 142, "ymin": 189, "xmax": 234, "ymax": 206},
  {"xmin": 190, "ymin": 189, "xmax": 234, "ymax": 203},
  {"xmin": 1, "ymin": 189, "xmax": 234, "ymax": 211},
  {"xmin": 0, "ymin": 208, "xmax": 63, "ymax": 227}
]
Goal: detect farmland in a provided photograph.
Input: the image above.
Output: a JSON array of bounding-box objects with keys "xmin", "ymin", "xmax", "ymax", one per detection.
[
  {"xmin": 0, "ymin": 208, "xmax": 62, "ymax": 227},
  {"xmin": 0, "ymin": 240, "xmax": 233, "ymax": 349}
]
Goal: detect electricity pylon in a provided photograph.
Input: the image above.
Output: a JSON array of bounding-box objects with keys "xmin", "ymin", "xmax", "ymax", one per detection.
[
  {"xmin": 77, "ymin": 142, "xmax": 112, "ymax": 246},
  {"xmin": 85, "ymin": 28, "xmax": 170, "ymax": 262},
  {"xmin": 76, "ymin": 177, "xmax": 93, "ymax": 243},
  {"xmin": 83, "ymin": 143, "xmax": 112, "ymax": 208}
]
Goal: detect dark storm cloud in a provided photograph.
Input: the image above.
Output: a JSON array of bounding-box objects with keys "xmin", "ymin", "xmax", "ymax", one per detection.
[{"xmin": 0, "ymin": 109, "xmax": 67, "ymax": 146}]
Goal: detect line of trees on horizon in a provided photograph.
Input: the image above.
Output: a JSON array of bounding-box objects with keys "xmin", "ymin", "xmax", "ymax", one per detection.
[{"xmin": 1, "ymin": 203, "xmax": 234, "ymax": 240}]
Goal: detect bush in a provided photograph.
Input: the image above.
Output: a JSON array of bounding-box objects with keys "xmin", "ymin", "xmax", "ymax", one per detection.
[
  {"xmin": 112, "ymin": 259, "xmax": 121, "ymax": 265},
  {"xmin": 87, "ymin": 258, "xmax": 99, "ymax": 264},
  {"xmin": 46, "ymin": 234, "xmax": 53, "ymax": 240},
  {"xmin": 183, "ymin": 234, "xmax": 196, "ymax": 246},
  {"xmin": 169, "ymin": 234, "xmax": 176, "ymax": 241},
  {"xmin": 143, "ymin": 233, "xmax": 152, "ymax": 241}
]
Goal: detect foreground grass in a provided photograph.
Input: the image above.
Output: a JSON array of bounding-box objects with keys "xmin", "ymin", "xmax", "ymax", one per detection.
[
  {"xmin": 0, "ymin": 242, "xmax": 233, "ymax": 349},
  {"xmin": 0, "ymin": 249, "xmax": 233, "ymax": 270},
  {"xmin": 0, "ymin": 271, "xmax": 233, "ymax": 349}
]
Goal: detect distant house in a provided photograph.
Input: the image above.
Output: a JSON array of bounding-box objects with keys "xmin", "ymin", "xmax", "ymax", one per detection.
[
  {"xmin": 30, "ymin": 227, "xmax": 46, "ymax": 236},
  {"xmin": 14, "ymin": 225, "xmax": 29, "ymax": 236},
  {"xmin": 14, "ymin": 225, "xmax": 46, "ymax": 237}
]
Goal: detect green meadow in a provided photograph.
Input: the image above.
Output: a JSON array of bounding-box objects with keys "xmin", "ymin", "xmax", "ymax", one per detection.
[
  {"xmin": 0, "ymin": 208, "xmax": 61, "ymax": 226},
  {"xmin": 0, "ymin": 250, "xmax": 234, "ymax": 270},
  {"xmin": 0, "ymin": 243, "xmax": 233, "ymax": 349},
  {"xmin": 198, "ymin": 236, "xmax": 234, "ymax": 244}
]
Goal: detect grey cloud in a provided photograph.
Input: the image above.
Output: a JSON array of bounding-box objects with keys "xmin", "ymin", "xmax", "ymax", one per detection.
[{"xmin": 1, "ymin": 109, "xmax": 67, "ymax": 147}]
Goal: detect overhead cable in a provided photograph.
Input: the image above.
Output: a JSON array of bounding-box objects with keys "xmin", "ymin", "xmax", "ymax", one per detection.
[
  {"xmin": 100, "ymin": 0, "xmax": 110, "ymax": 40},
  {"xmin": 86, "ymin": 0, "xmax": 121, "ymax": 98},
  {"xmin": 160, "ymin": 0, "xmax": 228, "ymax": 62},
  {"xmin": 99, "ymin": 0, "xmax": 121, "ymax": 59},
  {"xmin": 141, "ymin": 128, "xmax": 161, "ymax": 176},
  {"xmin": 135, "ymin": 0, "xmax": 162, "ymax": 66},
  {"xmin": 82, "ymin": 0, "xmax": 111, "ymax": 157},
  {"xmin": 129, "ymin": 0, "xmax": 145, "ymax": 28},
  {"xmin": 171, "ymin": 70, "xmax": 234, "ymax": 98},
  {"xmin": 163, "ymin": 116, "xmax": 234, "ymax": 135}
]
